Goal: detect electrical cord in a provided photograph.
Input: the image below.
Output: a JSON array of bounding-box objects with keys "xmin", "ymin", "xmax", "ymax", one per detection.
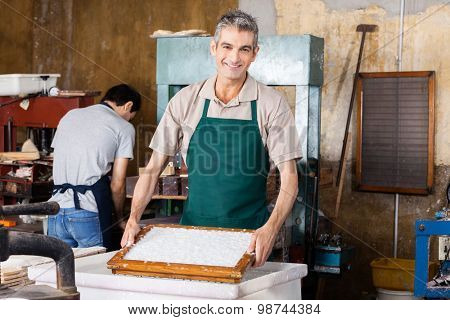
[{"xmin": 0, "ymin": 93, "xmax": 41, "ymax": 108}]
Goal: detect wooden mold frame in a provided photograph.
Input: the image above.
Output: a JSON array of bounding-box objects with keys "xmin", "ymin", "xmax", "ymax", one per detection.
[{"xmin": 107, "ymin": 224, "xmax": 255, "ymax": 283}]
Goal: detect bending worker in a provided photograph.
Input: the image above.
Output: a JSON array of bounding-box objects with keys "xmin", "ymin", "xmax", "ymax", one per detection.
[
  {"xmin": 49, "ymin": 84, "xmax": 141, "ymax": 249},
  {"xmin": 122, "ymin": 10, "xmax": 301, "ymax": 266}
]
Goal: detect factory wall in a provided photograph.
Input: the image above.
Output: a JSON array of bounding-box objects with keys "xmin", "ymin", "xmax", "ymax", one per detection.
[
  {"xmin": 0, "ymin": 0, "xmax": 238, "ymax": 174},
  {"xmin": 242, "ymin": 0, "xmax": 450, "ymax": 298},
  {"xmin": 0, "ymin": 0, "xmax": 34, "ymax": 74}
]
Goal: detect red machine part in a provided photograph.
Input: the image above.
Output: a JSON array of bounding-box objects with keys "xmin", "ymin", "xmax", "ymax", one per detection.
[{"xmin": 0, "ymin": 96, "xmax": 96, "ymax": 152}]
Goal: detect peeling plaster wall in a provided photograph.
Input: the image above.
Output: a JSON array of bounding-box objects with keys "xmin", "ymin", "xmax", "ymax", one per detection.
[
  {"xmin": 322, "ymin": 0, "xmax": 445, "ymax": 15},
  {"xmin": 275, "ymin": 0, "xmax": 450, "ymax": 165},
  {"xmin": 239, "ymin": 0, "xmax": 277, "ymax": 35},
  {"xmin": 269, "ymin": 0, "xmax": 450, "ymax": 298},
  {"xmin": 32, "ymin": 0, "xmax": 74, "ymax": 89}
]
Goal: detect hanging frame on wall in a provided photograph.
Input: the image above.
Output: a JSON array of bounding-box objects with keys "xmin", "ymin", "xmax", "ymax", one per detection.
[{"xmin": 356, "ymin": 71, "xmax": 435, "ymax": 195}]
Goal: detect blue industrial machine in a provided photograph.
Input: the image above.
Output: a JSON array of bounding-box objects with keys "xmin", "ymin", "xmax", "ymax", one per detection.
[
  {"xmin": 155, "ymin": 35, "xmax": 323, "ymax": 261},
  {"xmin": 414, "ymin": 183, "xmax": 450, "ymax": 298},
  {"xmin": 414, "ymin": 218, "xmax": 450, "ymax": 298}
]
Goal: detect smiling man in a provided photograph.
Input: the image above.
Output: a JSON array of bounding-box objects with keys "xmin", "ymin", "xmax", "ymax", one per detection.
[{"xmin": 122, "ymin": 10, "xmax": 301, "ymax": 266}]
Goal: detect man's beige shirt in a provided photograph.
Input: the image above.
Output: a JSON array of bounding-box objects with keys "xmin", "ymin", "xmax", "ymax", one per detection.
[{"xmin": 150, "ymin": 74, "xmax": 302, "ymax": 167}]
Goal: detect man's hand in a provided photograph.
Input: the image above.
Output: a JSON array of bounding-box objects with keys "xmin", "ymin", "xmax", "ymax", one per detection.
[
  {"xmin": 247, "ymin": 160, "xmax": 298, "ymax": 267},
  {"xmin": 120, "ymin": 219, "xmax": 141, "ymax": 247},
  {"xmin": 119, "ymin": 151, "xmax": 169, "ymax": 248},
  {"xmin": 247, "ymin": 223, "xmax": 279, "ymax": 267}
]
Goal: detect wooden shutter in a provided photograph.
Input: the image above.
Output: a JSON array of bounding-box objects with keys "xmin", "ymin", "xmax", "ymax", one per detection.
[{"xmin": 356, "ymin": 71, "xmax": 435, "ymax": 195}]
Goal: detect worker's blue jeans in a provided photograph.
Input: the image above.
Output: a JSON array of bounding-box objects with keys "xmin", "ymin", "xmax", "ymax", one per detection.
[{"xmin": 47, "ymin": 207, "xmax": 103, "ymax": 248}]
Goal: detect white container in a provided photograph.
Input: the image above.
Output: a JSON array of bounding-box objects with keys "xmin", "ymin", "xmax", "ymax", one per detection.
[
  {"xmin": 28, "ymin": 251, "xmax": 308, "ymax": 300},
  {"xmin": 0, "ymin": 74, "xmax": 60, "ymax": 96},
  {"xmin": 376, "ymin": 288, "xmax": 420, "ymax": 300}
]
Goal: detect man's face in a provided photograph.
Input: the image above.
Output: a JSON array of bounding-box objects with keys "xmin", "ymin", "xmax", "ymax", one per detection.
[{"xmin": 210, "ymin": 27, "xmax": 259, "ymax": 82}]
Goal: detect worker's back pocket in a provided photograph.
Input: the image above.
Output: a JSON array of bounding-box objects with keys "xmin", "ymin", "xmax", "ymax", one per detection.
[{"xmin": 66, "ymin": 209, "xmax": 103, "ymax": 247}]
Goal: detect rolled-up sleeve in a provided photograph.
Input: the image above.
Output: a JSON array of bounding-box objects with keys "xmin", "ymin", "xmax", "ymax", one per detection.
[
  {"xmin": 149, "ymin": 100, "xmax": 182, "ymax": 156},
  {"xmin": 266, "ymin": 96, "xmax": 302, "ymax": 166}
]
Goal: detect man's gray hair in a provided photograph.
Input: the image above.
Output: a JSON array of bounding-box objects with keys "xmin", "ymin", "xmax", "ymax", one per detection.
[{"xmin": 214, "ymin": 9, "xmax": 259, "ymax": 48}]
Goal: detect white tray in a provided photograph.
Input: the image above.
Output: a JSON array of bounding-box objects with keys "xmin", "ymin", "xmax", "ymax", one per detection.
[{"xmin": 0, "ymin": 74, "xmax": 60, "ymax": 96}]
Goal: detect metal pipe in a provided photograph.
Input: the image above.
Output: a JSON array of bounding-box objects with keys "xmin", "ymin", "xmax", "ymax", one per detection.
[
  {"xmin": 393, "ymin": 0, "xmax": 405, "ymax": 259},
  {"xmin": 7, "ymin": 231, "xmax": 77, "ymax": 294},
  {"xmin": 310, "ymin": 175, "xmax": 319, "ymax": 241},
  {"xmin": 0, "ymin": 202, "xmax": 60, "ymax": 217},
  {"xmin": 6, "ymin": 117, "xmax": 13, "ymax": 152},
  {"xmin": 397, "ymin": 0, "xmax": 406, "ymax": 71},
  {"xmin": 394, "ymin": 193, "xmax": 399, "ymax": 258}
]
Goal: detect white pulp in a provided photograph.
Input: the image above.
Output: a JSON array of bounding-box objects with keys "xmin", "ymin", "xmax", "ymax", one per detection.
[{"xmin": 124, "ymin": 227, "xmax": 253, "ymax": 267}]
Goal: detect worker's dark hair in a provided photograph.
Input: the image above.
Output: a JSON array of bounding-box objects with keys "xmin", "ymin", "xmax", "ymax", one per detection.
[
  {"xmin": 215, "ymin": 9, "xmax": 259, "ymax": 48},
  {"xmin": 101, "ymin": 84, "xmax": 141, "ymax": 112}
]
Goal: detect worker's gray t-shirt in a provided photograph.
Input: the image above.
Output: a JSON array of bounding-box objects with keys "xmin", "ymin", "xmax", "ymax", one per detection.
[{"xmin": 49, "ymin": 104, "xmax": 135, "ymax": 212}]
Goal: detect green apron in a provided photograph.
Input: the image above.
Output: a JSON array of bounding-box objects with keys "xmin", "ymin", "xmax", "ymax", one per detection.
[{"xmin": 181, "ymin": 98, "xmax": 270, "ymax": 229}]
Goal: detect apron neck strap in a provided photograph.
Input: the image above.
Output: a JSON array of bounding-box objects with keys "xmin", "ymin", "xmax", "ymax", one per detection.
[
  {"xmin": 250, "ymin": 100, "xmax": 257, "ymax": 122},
  {"xmin": 202, "ymin": 99, "xmax": 211, "ymax": 118}
]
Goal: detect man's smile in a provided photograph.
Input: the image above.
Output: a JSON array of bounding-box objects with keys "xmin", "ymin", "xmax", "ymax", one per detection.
[{"xmin": 223, "ymin": 61, "xmax": 242, "ymax": 69}]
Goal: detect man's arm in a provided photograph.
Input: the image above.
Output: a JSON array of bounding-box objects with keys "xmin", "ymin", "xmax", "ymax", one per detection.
[
  {"xmin": 247, "ymin": 159, "xmax": 298, "ymax": 267},
  {"xmin": 120, "ymin": 150, "xmax": 169, "ymax": 247},
  {"xmin": 110, "ymin": 158, "xmax": 129, "ymax": 229}
]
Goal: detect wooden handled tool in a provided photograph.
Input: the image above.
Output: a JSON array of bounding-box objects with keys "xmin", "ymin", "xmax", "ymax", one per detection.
[{"xmin": 336, "ymin": 24, "xmax": 378, "ymax": 187}]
